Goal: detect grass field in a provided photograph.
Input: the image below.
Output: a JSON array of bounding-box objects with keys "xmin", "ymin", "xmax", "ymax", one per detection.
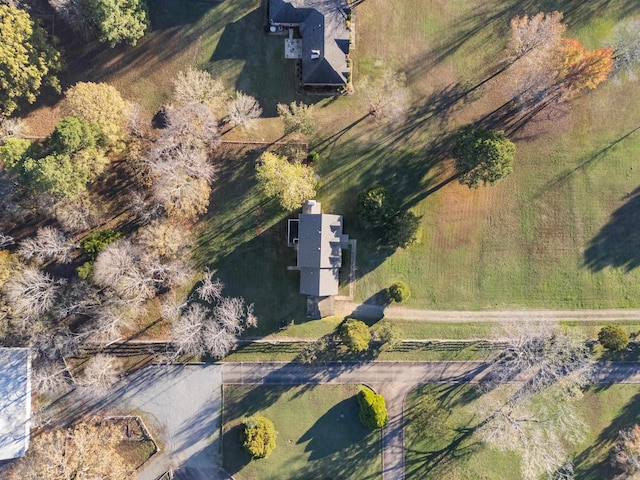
[
  {"xmin": 23, "ymin": 0, "xmax": 640, "ymax": 336},
  {"xmin": 405, "ymin": 383, "xmax": 640, "ymax": 479},
  {"xmin": 222, "ymin": 385, "xmax": 382, "ymax": 480}
]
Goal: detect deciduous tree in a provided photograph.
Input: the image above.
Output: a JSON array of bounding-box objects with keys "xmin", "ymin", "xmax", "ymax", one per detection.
[
  {"xmin": 7, "ymin": 421, "xmax": 130, "ymax": 480},
  {"xmin": 0, "ymin": 5, "xmax": 62, "ymax": 116},
  {"xmin": 63, "ymin": 82, "xmax": 128, "ymax": 145},
  {"xmin": 610, "ymin": 424, "xmax": 640, "ymax": 476},
  {"xmin": 80, "ymin": 354, "xmax": 120, "ymax": 394},
  {"xmin": 173, "ymin": 68, "xmax": 226, "ymax": 111},
  {"xmin": 558, "ymin": 38, "xmax": 613, "ymax": 95},
  {"xmin": 85, "ymin": 0, "xmax": 149, "ymax": 46},
  {"xmin": 18, "ymin": 226, "xmax": 76, "ymax": 264},
  {"xmin": 277, "ymin": 101, "xmax": 316, "ymax": 136},
  {"xmin": 227, "ymin": 91, "xmax": 262, "ymax": 130},
  {"xmin": 3, "ymin": 266, "xmax": 62, "ymax": 320},
  {"xmin": 361, "ymin": 68, "xmax": 411, "ymax": 123},
  {"xmin": 507, "ymin": 12, "xmax": 565, "ymax": 60},
  {"xmin": 598, "ymin": 324, "xmax": 629, "ymax": 352},
  {"xmin": 339, "ymin": 318, "xmax": 371, "ymax": 353},
  {"xmin": 255, "ymin": 151, "xmax": 317, "ymax": 210},
  {"xmin": 453, "ymin": 125, "xmax": 516, "ymax": 188}
]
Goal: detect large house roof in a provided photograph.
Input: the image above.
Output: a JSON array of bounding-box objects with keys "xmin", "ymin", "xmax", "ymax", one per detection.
[
  {"xmin": 269, "ymin": 0, "xmax": 350, "ymax": 86},
  {"xmin": 0, "ymin": 348, "xmax": 31, "ymax": 460}
]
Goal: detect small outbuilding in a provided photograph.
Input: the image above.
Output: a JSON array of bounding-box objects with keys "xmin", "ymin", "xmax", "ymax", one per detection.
[{"xmin": 0, "ymin": 348, "xmax": 31, "ymax": 461}]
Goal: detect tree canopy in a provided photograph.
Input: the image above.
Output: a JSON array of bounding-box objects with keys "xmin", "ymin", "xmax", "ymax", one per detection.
[
  {"xmin": 0, "ymin": 4, "xmax": 62, "ymax": 116},
  {"xmin": 277, "ymin": 101, "xmax": 316, "ymax": 136},
  {"xmin": 255, "ymin": 151, "xmax": 317, "ymax": 211},
  {"xmin": 339, "ymin": 318, "xmax": 371, "ymax": 353},
  {"xmin": 598, "ymin": 324, "xmax": 629, "ymax": 352},
  {"xmin": 357, "ymin": 387, "xmax": 388, "ymax": 430},
  {"xmin": 242, "ymin": 416, "xmax": 277, "ymax": 459},
  {"xmin": 453, "ymin": 125, "xmax": 516, "ymax": 188},
  {"xmin": 63, "ymin": 82, "xmax": 128, "ymax": 145},
  {"xmin": 85, "ymin": 0, "xmax": 149, "ymax": 47}
]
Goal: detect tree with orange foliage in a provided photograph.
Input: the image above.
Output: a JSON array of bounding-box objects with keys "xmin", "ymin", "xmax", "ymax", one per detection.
[{"xmin": 557, "ymin": 38, "xmax": 613, "ymax": 94}]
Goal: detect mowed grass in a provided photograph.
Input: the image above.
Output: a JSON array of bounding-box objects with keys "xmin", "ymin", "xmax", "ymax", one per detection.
[
  {"xmin": 404, "ymin": 383, "xmax": 640, "ymax": 479},
  {"xmin": 25, "ymin": 0, "xmax": 640, "ymax": 328},
  {"xmin": 222, "ymin": 385, "xmax": 382, "ymax": 480}
]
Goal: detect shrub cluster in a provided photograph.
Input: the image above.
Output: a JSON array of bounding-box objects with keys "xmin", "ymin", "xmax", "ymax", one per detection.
[{"xmin": 357, "ymin": 386, "xmax": 388, "ymax": 430}]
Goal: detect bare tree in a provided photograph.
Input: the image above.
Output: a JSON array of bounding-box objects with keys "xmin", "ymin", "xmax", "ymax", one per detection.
[
  {"xmin": 172, "ymin": 303, "xmax": 208, "ymax": 357},
  {"xmin": 93, "ymin": 239, "xmax": 155, "ymax": 300},
  {"xmin": 137, "ymin": 219, "xmax": 191, "ymax": 259},
  {"xmin": 610, "ymin": 425, "xmax": 640, "ymax": 476},
  {"xmin": 361, "ymin": 69, "xmax": 411, "ymax": 123},
  {"xmin": 507, "ymin": 12, "xmax": 565, "ymax": 61},
  {"xmin": 610, "ymin": 18, "xmax": 640, "ymax": 78},
  {"xmin": 0, "ymin": 232, "xmax": 14, "ymax": 248},
  {"xmin": 164, "ymin": 102, "xmax": 221, "ymax": 150},
  {"xmin": 0, "ymin": 116, "xmax": 27, "ymax": 142},
  {"xmin": 227, "ymin": 91, "xmax": 262, "ymax": 130},
  {"xmin": 53, "ymin": 194, "xmax": 104, "ymax": 233},
  {"xmin": 7, "ymin": 421, "xmax": 130, "ymax": 480},
  {"xmin": 32, "ymin": 361, "xmax": 72, "ymax": 397},
  {"xmin": 18, "ymin": 227, "xmax": 76, "ymax": 264},
  {"xmin": 173, "ymin": 68, "xmax": 226, "ymax": 111},
  {"xmin": 3, "ymin": 267, "xmax": 62, "ymax": 320},
  {"xmin": 80, "ymin": 354, "xmax": 121, "ymax": 395},
  {"xmin": 127, "ymin": 190, "xmax": 162, "ymax": 225},
  {"xmin": 196, "ymin": 269, "xmax": 224, "ymax": 303}
]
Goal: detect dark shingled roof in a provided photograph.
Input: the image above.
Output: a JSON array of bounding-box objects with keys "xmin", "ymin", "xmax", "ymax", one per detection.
[{"xmin": 269, "ymin": 0, "xmax": 350, "ymax": 86}]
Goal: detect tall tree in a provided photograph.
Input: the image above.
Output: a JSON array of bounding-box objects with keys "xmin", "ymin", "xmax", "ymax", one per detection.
[
  {"xmin": 453, "ymin": 125, "xmax": 516, "ymax": 188},
  {"xmin": 507, "ymin": 12, "xmax": 565, "ymax": 60},
  {"xmin": 63, "ymin": 82, "xmax": 128, "ymax": 145},
  {"xmin": 277, "ymin": 102, "xmax": 316, "ymax": 136},
  {"xmin": 85, "ymin": 0, "xmax": 148, "ymax": 46},
  {"xmin": 558, "ymin": 38, "xmax": 613, "ymax": 95},
  {"xmin": 255, "ymin": 151, "xmax": 317, "ymax": 210},
  {"xmin": 173, "ymin": 68, "xmax": 226, "ymax": 111},
  {"xmin": 227, "ymin": 91, "xmax": 262, "ymax": 130},
  {"xmin": 362, "ymin": 68, "xmax": 411, "ymax": 123},
  {"xmin": 0, "ymin": 4, "xmax": 62, "ymax": 116}
]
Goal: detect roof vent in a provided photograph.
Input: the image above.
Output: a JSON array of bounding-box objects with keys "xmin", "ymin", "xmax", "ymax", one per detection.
[{"xmin": 311, "ymin": 50, "xmax": 320, "ymax": 60}]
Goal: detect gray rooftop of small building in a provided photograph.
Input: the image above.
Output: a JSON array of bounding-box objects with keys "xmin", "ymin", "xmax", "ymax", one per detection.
[{"xmin": 0, "ymin": 348, "xmax": 31, "ymax": 460}]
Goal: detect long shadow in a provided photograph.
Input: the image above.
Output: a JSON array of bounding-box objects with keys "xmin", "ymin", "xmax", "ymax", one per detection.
[
  {"xmin": 584, "ymin": 186, "xmax": 640, "ymax": 272},
  {"xmin": 573, "ymin": 388, "xmax": 640, "ymax": 479},
  {"xmin": 209, "ymin": 7, "xmax": 323, "ymax": 116}
]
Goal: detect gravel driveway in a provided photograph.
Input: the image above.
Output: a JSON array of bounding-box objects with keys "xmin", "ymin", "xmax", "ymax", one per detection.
[{"xmin": 112, "ymin": 364, "xmax": 226, "ymax": 480}]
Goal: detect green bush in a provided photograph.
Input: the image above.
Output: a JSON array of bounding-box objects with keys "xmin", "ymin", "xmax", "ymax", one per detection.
[
  {"xmin": 81, "ymin": 229, "xmax": 122, "ymax": 260},
  {"xmin": 388, "ymin": 281, "xmax": 410, "ymax": 303},
  {"xmin": 357, "ymin": 387, "xmax": 388, "ymax": 430},
  {"xmin": 340, "ymin": 318, "xmax": 371, "ymax": 353},
  {"xmin": 76, "ymin": 261, "xmax": 95, "ymax": 280},
  {"xmin": 308, "ymin": 150, "xmax": 320, "ymax": 164},
  {"xmin": 383, "ymin": 211, "xmax": 420, "ymax": 248},
  {"xmin": 598, "ymin": 324, "xmax": 630, "ymax": 352},
  {"xmin": 241, "ymin": 416, "xmax": 276, "ymax": 459}
]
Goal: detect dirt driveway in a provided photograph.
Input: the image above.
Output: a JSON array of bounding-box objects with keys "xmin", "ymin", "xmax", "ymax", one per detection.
[{"xmin": 113, "ymin": 364, "xmax": 227, "ymax": 480}]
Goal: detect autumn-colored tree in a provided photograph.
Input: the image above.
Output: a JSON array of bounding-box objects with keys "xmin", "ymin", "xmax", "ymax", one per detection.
[
  {"xmin": 557, "ymin": 38, "xmax": 613, "ymax": 94},
  {"xmin": 507, "ymin": 12, "xmax": 565, "ymax": 60},
  {"xmin": 0, "ymin": 5, "xmax": 62, "ymax": 116},
  {"xmin": 255, "ymin": 151, "xmax": 317, "ymax": 210}
]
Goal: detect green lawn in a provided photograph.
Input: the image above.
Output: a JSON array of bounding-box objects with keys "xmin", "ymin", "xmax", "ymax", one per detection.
[
  {"xmin": 28, "ymin": 0, "xmax": 640, "ymax": 335},
  {"xmin": 405, "ymin": 384, "xmax": 640, "ymax": 479},
  {"xmin": 222, "ymin": 385, "xmax": 382, "ymax": 480}
]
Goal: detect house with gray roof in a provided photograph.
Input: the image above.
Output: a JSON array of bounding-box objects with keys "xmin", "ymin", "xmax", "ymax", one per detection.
[
  {"xmin": 0, "ymin": 348, "xmax": 31, "ymax": 461},
  {"xmin": 268, "ymin": 0, "xmax": 351, "ymax": 90},
  {"xmin": 288, "ymin": 201, "xmax": 351, "ymax": 315}
]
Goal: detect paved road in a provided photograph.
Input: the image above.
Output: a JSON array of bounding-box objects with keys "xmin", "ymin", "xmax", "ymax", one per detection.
[
  {"xmin": 221, "ymin": 361, "xmax": 640, "ymax": 480},
  {"xmin": 334, "ymin": 302, "xmax": 640, "ymax": 322}
]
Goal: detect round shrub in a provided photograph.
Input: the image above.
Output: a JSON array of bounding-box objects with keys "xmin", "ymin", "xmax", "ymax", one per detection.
[
  {"xmin": 80, "ymin": 229, "xmax": 121, "ymax": 260},
  {"xmin": 357, "ymin": 186, "xmax": 396, "ymax": 226},
  {"xmin": 241, "ymin": 416, "xmax": 276, "ymax": 459},
  {"xmin": 598, "ymin": 324, "xmax": 629, "ymax": 352},
  {"xmin": 388, "ymin": 281, "xmax": 410, "ymax": 303},
  {"xmin": 307, "ymin": 150, "xmax": 320, "ymax": 164},
  {"xmin": 357, "ymin": 386, "xmax": 388, "ymax": 430},
  {"xmin": 340, "ymin": 318, "xmax": 371, "ymax": 353}
]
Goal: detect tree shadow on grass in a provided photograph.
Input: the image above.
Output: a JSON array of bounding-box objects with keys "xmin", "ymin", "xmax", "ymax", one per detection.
[
  {"xmin": 573, "ymin": 388, "xmax": 640, "ymax": 480},
  {"xmin": 295, "ymin": 396, "xmax": 381, "ymax": 479},
  {"xmin": 221, "ymin": 423, "xmax": 251, "ymax": 476},
  {"xmin": 584, "ymin": 186, "xmax": 640, "ymax": 273}
]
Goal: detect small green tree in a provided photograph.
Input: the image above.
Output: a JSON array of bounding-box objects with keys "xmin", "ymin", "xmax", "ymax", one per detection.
[
  {"xmin": 255, "ymin": 151, "xmax": 317, "ymax": 210},
  {"xmin": 0, "ymin": 5, "xmax": 62, "ymax": 116},
  {"xmin": 277, "ymin": 102, "xmax": 316, "ymax": 136},
  {"xmin": 453, "ymin": 125, "xmax": 516, "ymax": 188},
  {"xmin": 357, "ymin": 186, "xmax": 396, "ymax": 226},
  {"xmin": 81, "ymin": 229, "xmax": 122, "ymax": 260},
  {"xmin": 85, "ymin": 0, "xmax": 149, "ymax": 47},
  {"xmin": 339, "ymin": 318, "xmax": 371, "ymax": 353},
  {"xmin": 598, "ymin": 324, "xmax": 630, "ymax": 352},
  {"xmin": 242, "ymin": 416, "xmax": 276, "ymax": 459},
  {"xmin": 384, "ymin": 211, "xmax": 420, "ymax": 248},
  {"xmin": 357, "ymin": 386, "xmax": 388, "ymax": 430},
  {"xmin": 388, "ymin": 281, "xmax": 410, "ymax": 303}
]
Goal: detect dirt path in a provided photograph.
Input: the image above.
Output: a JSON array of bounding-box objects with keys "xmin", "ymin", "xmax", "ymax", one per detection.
[{"xmin": 334, "ymin": 302, "xmax": 640, "ymax": 322}]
